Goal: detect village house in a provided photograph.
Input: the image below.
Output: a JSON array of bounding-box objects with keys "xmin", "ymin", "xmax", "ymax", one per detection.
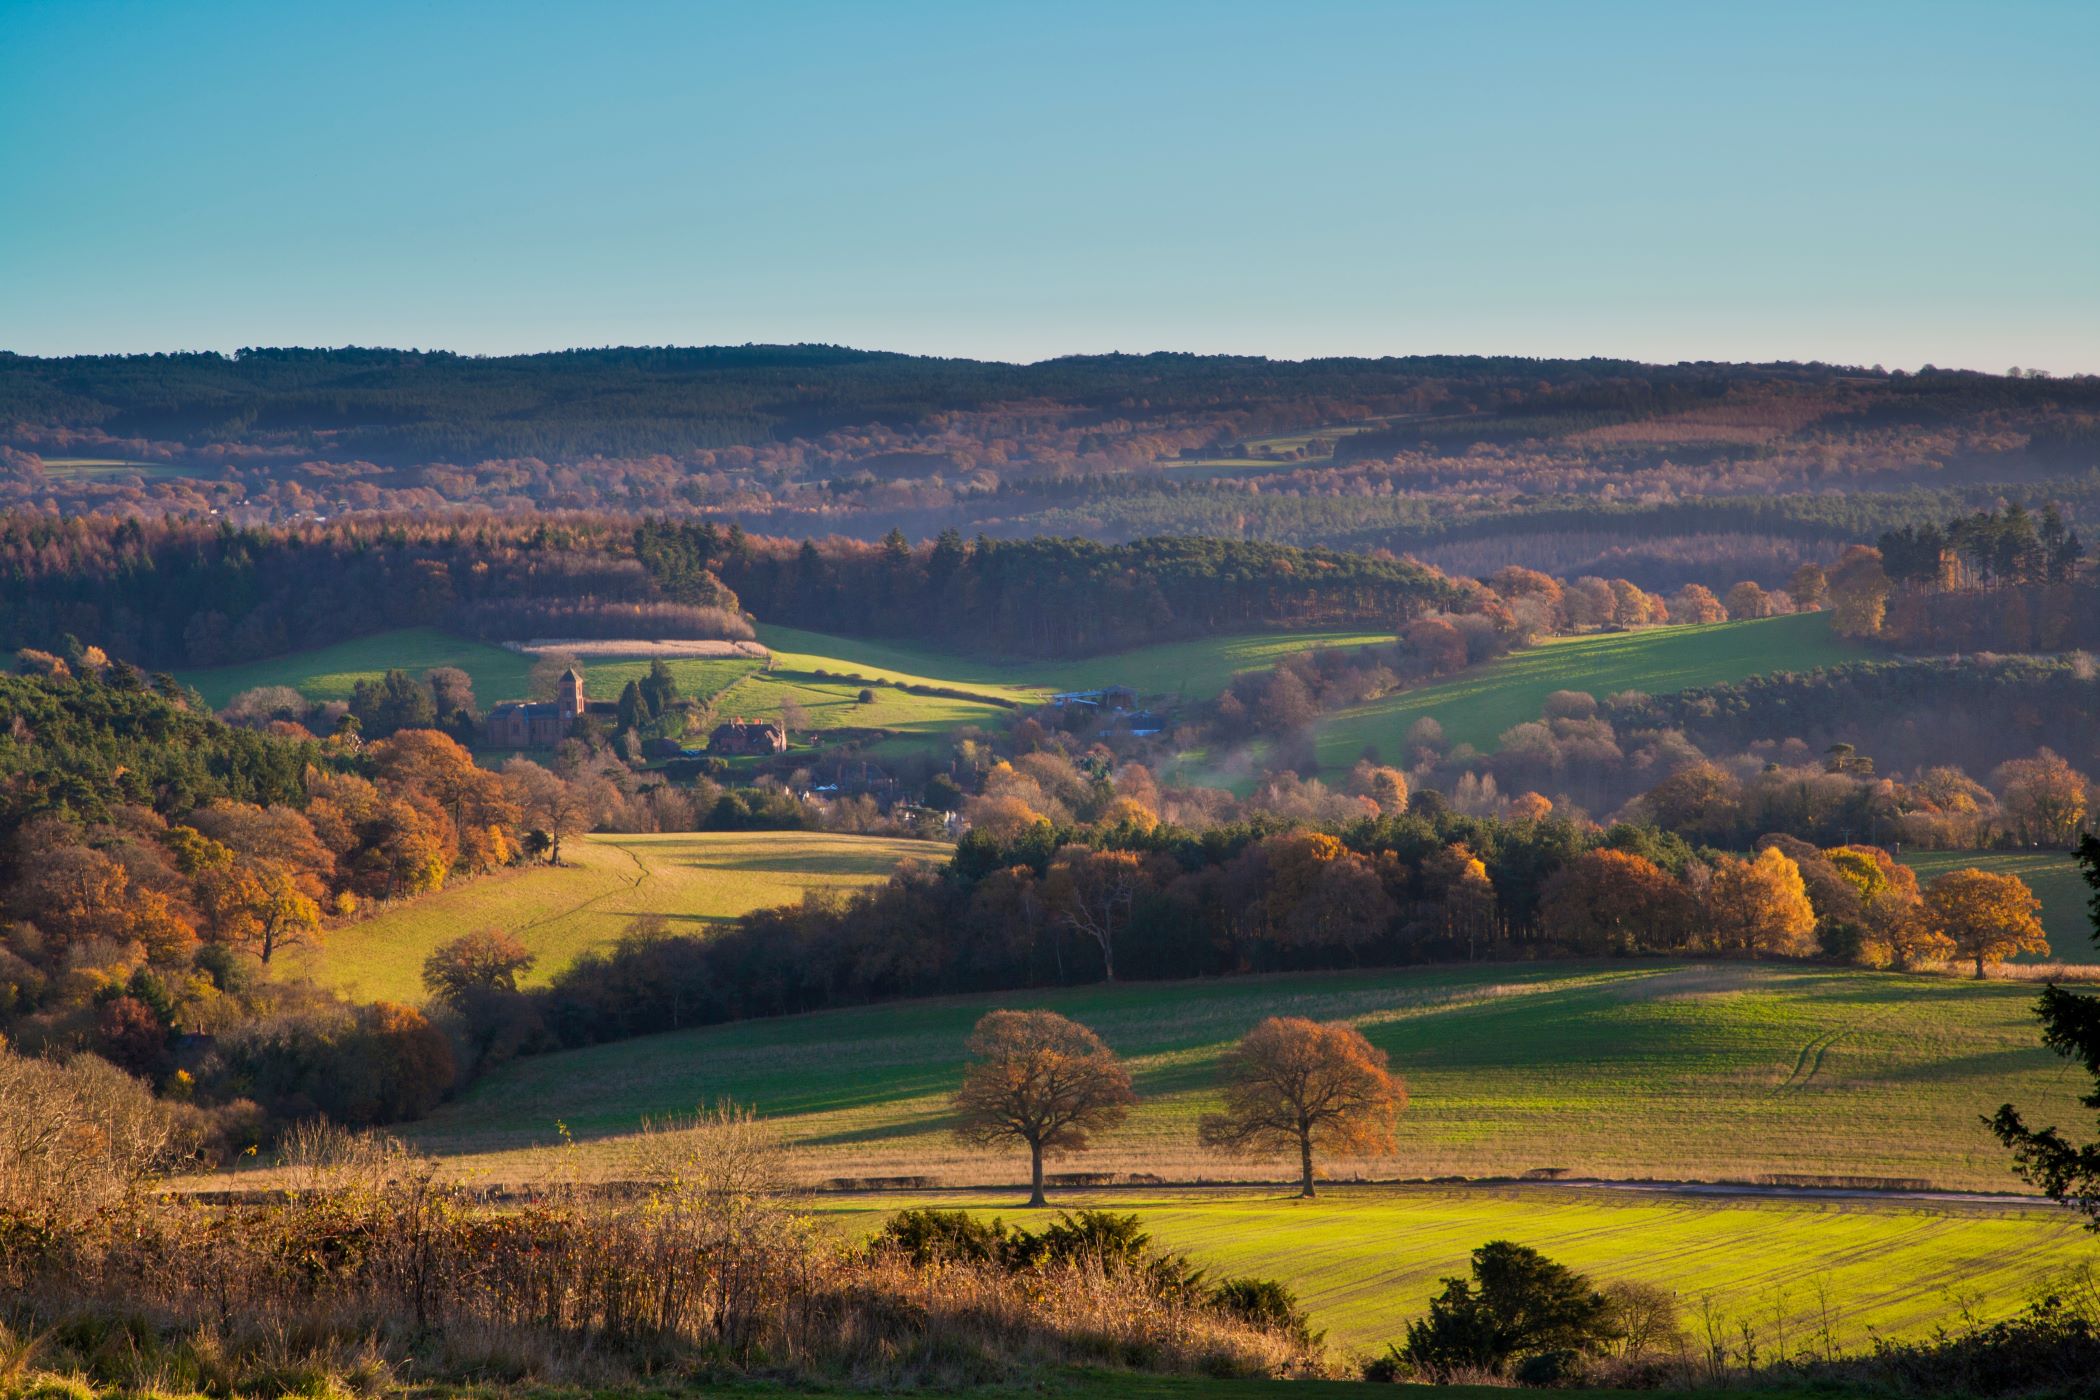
[{"xmin": 708, "ymin": 716, "xmax": 788, "ymax": 755}]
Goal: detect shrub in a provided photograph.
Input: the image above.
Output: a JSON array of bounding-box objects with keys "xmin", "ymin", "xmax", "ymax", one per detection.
[
  {"xmin": 873, "ymin": 1207, "xmax": 1010, "ymax": 1266},
  {"xmin": 1400, "ymin": 1240, "xmax": 1614, "ymax": 1379},
  {"xmin": 1211, "ymin": 1277, "xmax": 1322, "ymax": 1348}
]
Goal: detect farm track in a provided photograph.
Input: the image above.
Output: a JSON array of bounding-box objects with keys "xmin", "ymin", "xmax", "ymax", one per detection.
[
  {"xmin": 512, "ymin": 842, "xmax": 653, "ymax": 938},
  {"xmin": 186, "ymin": 1175, "xmax": 2054, "ymax": 1212}
]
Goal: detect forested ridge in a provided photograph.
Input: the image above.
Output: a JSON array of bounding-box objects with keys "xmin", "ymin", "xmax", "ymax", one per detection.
[
  {"xmin": 0, "ymin": 513, "xmax": 1465, "ymax": 666},
  {"xmin": 7, "ymin": 348, "xmax": 2098, "ymax": 589}
]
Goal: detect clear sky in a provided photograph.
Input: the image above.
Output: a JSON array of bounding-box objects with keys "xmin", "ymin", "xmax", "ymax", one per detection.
[{"xmin": 3, "ymin": 0, "xmax": 2095, "ymax": 371}]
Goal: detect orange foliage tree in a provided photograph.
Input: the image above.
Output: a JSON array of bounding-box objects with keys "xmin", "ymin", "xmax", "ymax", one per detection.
[
  {"xmin": 1924, "ymin": 868, "xmax": 2048, "ymax": 978},
  {"xmin": 1199, "ymin": 1017, "xmax": 1405, "ymax": 1198},
  {"xmin": 952, "ymin": 1009, "xmax": 1136, "ymax": 1206}
]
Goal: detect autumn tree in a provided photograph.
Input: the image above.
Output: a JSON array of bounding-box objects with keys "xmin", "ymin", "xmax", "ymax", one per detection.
[
  {"xmin": 1199, "ymin": 1017, "xmax": 1404, "ymax": 1198},
  {"xmin": 1422, "ymin": 842, "xmax": 1496, "ymax": 959},
  {"xmin": 501, "ymin": 758, "xmax": 596, "ymax": 865},
  {"xmin": 1788, "ymin": 562, "xmax": 1828, "ymax": 610},
  {"xmin": 1724, "ymin": 580, "xmax": 1776, "ymax": 620},
  {"xmin": 1705, "ymin": 847, "xmax": 1817, "ymax": 957},
  {"xmin": 1924, "ymin": 868, "xmax": 2048, "ymax": 978},
  {"xmin": 1995, "ymin": 749, "xmax": 2091, "ymax": 847},
  {"xmin": 953, "ymin": 1009, "xmax": 1136, "ymax": 1206},
  {"xmin": 1346, "ymin": 760, "xmax": 1410, "ymax": 816},
  {"xmin": 1043, "ymin": 846, "xmax": 1150, "ymax": 981},
  {"xmin": 423, "ymin": 928, "xmax": 538, "ymax": 1007},
  {"xmin": 1669, "ymin": 584, "xmax": 1727, "ymax": 626},
  {"xmin": 1827, "ymin": 546, "xmax": 1891, "ymax": 638},
  {"xmin": 1824, "ymin": 844, "xmax": 1940, "ymax": 968},
  {"xmin": 1539, "ymin": 850, "xmax": 1686, "ymax": 954}
]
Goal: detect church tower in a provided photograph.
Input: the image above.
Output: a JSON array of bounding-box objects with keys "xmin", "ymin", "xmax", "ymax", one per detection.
[{"xmin": 558, "ymin": 666, "xmax": 585, "ymax": 719}]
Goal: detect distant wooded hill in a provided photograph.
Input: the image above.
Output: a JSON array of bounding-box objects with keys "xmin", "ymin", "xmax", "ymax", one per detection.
[{"xmin": 5, "ymin": 347, "xmax": 2097, "ymax": 588}]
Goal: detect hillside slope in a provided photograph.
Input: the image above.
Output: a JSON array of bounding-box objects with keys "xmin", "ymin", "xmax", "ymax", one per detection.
[
  {"xmin": 1315, "ymin": 612, "xmax": 1872, "ymax": 764},
  {"xmin": 286, "ymin": 831, "xmax": 946, "ymax": 1002},
  {"xmin": 403, "ymin": 960, "xmax": 2081, "ymax": 1194}
]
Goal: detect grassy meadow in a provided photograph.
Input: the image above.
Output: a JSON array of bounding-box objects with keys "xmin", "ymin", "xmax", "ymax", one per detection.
[
  {"xmin": 283, "ymin": 831, "xmax": 945, "ymax": 1002},
  {"xmin": 1900, "ymin": 849, "xmax": 2095, "ymax": 964},
  {"xmin": 400, "ymin": 961, "xmax": 2084, "ymax": 1194},
  {"xmin": 181, "ymin": 623, "xmax": 1408, "ymax": 755},
  {"xmin": 815, "ymin": 1185, "xmax": 2097, "ymax": 1357},
  {"xmin": 1314, "ymin": 612, "xmax": 1872, "ymax": 766}
]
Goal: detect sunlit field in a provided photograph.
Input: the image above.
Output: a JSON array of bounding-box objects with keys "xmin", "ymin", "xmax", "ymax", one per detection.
[
  {"xmin": 282, "ymin": 831, "xmax": 946, "ymax": 1002},
  {"xmin": 398, "ymin": 961, "xmax": 2082, "ymax": 1194},
  {"xmin": 1315, "ymin": 612, "xmax": 1872, "ymax": 764}
]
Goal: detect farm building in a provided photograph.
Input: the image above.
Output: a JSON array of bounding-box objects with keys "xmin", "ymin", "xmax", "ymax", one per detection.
[
  {"xmin": 709, "ymin": 717, "xmax": 788, "ymax": 755},
  {"xmin": 1050, "ymin": 685, "xmax": 1137, "ymax": 710}
]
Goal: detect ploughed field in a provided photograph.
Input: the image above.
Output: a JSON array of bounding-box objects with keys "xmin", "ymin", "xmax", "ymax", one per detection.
[
  {"xmin": 401, "ymin": 961, "xmax": 2084, "ymax": 1195},
  {"xmin": 281, "ymin": 831, "xmax": 946, "ymax": 1003}
]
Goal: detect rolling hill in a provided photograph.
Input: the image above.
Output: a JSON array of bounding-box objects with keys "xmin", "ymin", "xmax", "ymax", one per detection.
[
  {"xmin": 401, "ymin": 960, "xmax": 2082, "ymax": 1195},
  {"xmin": 284, "ymin": 831, "xmax": 946, "ymax": 1002},
  {"xmin": 1314, "ymin": 612, "xmax": 1873, "ymax": 766}
]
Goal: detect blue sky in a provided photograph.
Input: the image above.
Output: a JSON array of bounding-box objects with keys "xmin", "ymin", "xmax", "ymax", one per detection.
[{"xmin": 3, "ymin": 0, "xmax": 2095, "ymax": 370}]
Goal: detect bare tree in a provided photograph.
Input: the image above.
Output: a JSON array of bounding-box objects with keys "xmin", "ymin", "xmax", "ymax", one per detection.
[
  {"xmin": 1199, "ymin": 1017, "xmax": 1404, "ymax": 1197},
  {"xmin": 952, "ymin": 1009, "xmax": 1136, "ymax": 1206},
  {"xmin": 1043, "ymin": 846, "xmax": 1147, "ymax": 982}
]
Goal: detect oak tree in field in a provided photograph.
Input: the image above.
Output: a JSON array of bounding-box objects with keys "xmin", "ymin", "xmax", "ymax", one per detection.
[
  {"xmin": 1991, "ymin": 834, "xmax": 2100, "ymax": 1226},
  {"xmin": 1925, "ymin": 867, "xmax": 2048, "ymax": 978},
  {"xmin": 1199, "ymin": 1017, "xmax": 1404, "ymax": 1198},
  {"xmin": 952, "ymin": 1010, "xmax": 1136, "ymax": 1206}
]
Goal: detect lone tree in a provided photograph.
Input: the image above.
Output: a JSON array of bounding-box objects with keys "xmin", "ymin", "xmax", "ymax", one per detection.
[
  {"xmin": 953, "ymin": 1009, "xmax": 1136, "ymax": 1207},
  {"xmin": 1991, "ymin": 834, "xmax": 2100, "ymax": 1226},
  {"xmin": 1199, "ymin": 1017, "xmax": 1404, "ymax": 1198},
  {"xmin": 1925, "ymin": 867, "xmax": 2048, "ymax": 978},
  {"xmin": 422, "ymin": 928, "xmax": 537, "ymax": 1008}
]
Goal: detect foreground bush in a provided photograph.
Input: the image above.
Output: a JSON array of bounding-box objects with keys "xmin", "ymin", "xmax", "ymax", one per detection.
[{"xmin": 0, "ymin": 1115, "xmax": 1319, "ymax": 1395}]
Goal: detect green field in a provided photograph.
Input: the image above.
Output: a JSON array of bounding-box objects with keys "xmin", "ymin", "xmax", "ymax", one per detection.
[
  {"xmin": 36, "ymin": 456, "xmax": 201, "ymax": 480},
  {"xmin": 815, "ymin": 1184, "xmax": 2096, "ymax": 1356},
  {"xmin": 403, "ymin": 961, "xmax": 2085, "ymax": 1196},
  {"xmin": 181, "ymin": 625, "xmax": 1399, "ymax": 751},
  {"xmin": 1315, "ymin": 612, "xmax": 1872, "ymax": 767},
  {"xmin": 181, "ymin": 628, "xmax": 537, "ymax": 709},
  {"xmin": 1899, "ymin": 849, "xmax": 2095, "ymax": 965},
  {"xmin": 285, "ymin": 830, "xmax": 946, "ymax": 1002},
  {"xmin": 754, "ymin": 623, "xmax": 1400, "ymax": 703}
]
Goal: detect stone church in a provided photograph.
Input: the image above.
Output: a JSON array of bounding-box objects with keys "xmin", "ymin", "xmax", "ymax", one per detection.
[{"xmin": 485, "ymin": 666, "xmax": 614, "ymax": 748}]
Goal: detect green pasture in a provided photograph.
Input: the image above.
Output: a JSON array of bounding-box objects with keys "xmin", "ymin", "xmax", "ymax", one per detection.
[
  {"xmin": 402, "ymin": 961, "xmax": 2085, "ymax": 1196},
  {"xmin": 1899, "ymin": 849, "xmax": 2095, "ymax": 965},
  {"xmin": 816, "ymin": 1184, "xmax": 2096, "ymax": 1357},
  {"xmin": 35, "ymin": 456, "xmax": 200, "ymax": 480},
  {"xmin": 284, "ymin": 831, "xmax": 945, "ymax": 1002},
  {"xmin": 755, "ymin": 622, "xmax": 1398, "ymax": 703},
  {"xmin": 1315, "ymin": 612, "xmax": 1872, "ymax": 767},
  {"xmin": 181, "ymin": 623, "xmax": 1409, "ymax": 751},
  {"xmin": 179, "ymin": 628, "xmax": 536, "ymax": 709}
]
